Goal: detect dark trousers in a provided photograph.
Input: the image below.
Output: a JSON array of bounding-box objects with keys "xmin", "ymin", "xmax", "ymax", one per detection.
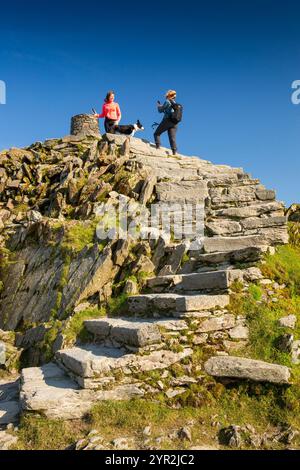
[
  {"xmin": 154, "ymin": 117, "xmax": 178, "ymax": 153},
  {"xmin": 105, "ymin": 118, "xmax": 117, "ymax": 134}
]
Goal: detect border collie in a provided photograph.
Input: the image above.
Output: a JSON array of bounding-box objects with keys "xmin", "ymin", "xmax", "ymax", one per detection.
[{"xmin": 115, "ymin": 119, "xmax": 144, "ymax": 137}]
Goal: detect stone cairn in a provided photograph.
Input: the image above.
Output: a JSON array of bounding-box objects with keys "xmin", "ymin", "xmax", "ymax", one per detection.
[{"xmin": 70, "ymin": 113, "xmax": 100, "ymax": 137}]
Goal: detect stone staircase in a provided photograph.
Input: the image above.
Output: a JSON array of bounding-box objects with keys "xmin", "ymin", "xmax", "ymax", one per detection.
[
  {"xmin": 1, "ymin": 133, "xmax": 288, "ymax": 422},
  {"xmin": 17, "ymin": 239, "xmax": 251, "ymax": 418}
]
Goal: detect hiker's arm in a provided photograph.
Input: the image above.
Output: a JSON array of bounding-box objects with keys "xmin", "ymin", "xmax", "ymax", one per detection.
[
  {"xmin": 97, "ymin": 104, "xmax": 106, "ymax": 118},
  {"xmin": 116, "ymin": 104, "xmax": 121, "ymax": 121}
]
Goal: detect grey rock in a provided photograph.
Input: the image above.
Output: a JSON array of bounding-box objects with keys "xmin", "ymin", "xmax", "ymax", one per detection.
[
  {"xmin": 123, "ymin": 279, "xmax": 139, "ymax": 295},
  {"xmin": 156, "ymin": 180, "xmax": 208, "ymax": 203},
  {"xmin": 243, "ymin": 267, "xmax": 263, "ymax": 282},
  {"xmin": 20, "ymin": 362, "xmax": 144, "ymax": 418},
  {"xmin": 215, "ymin": 202, "xmax": 284, "ymax": 219},
  {"xmin": 241, "ymin": 216, "xmax": 287, "ymax": 231},
  {"xmin": 15, "ymin": 325, "xmax": 49, "ymax": 348},
  {"xmin": 193, "ymin": 334, "xmax": 208, "ymax": 345},
  {"xmin": 277, "ymin": 334, "xmax": 294, "ymax": 353},
  {"xmin": 291, "ymin": 340, "xmax": 300, "ymax": 365},
  {"xmin": 197, "ymin": 315, "xmax": 236, "ymax": 333},
  {"xmin": 27, "ymin": 210, "xmax": 43, "ymax": 223},
  {"xmin": 112, "ymin": 437, "xmax": 129, "ymax": 449},
  {"xmin": 158, "ymin": 243, "xmax": 187, "ymax": 276},
  {"xmin": 143, "ymin": 426, "xmax": 152, "ymax": 436},
  {"xmin": 191, "ymin": 247, "xmax": 263, "ymax": 266},
  {"xmin": 165, "ymin": 388, "xmax": 186, "ymax": 398},
  {"xmin": 228, "ymin": 325, "xmax": 249, "ymax": 340},
  {"xmin": 56, "ymin": 344, "xmax": 192, "ymax": 381},
  {"xmin": 0, "ymin": 341, "xmax": 5, "ymax": 365},
  {"xmin": 256, "ymin": 189, "xmax": 276, "ymax": 201},
  {"xmin": 218, "ymin": 425, "xmax": 242, "ymax": 448},
  {"xmin": 0, "ymin": 241, "xmax": 117, "ymax": 330},
  {"xmin": 178, "ymin": 426, "xmax": 192, "ymax": 441},
  {"xmin": 0, "ymin": 401, "xmax": 20, "ymax": 426},
  {"xmin": 203, "ymin": 236, "xmax": 268, "ymax": 254},
  {"xmin": 204, "ymin": 356, "xmax": 290, "ymax": 384},
  {"xmin": 75, "ymin": 438, "xmax": 89, "ymax": 450},
  {"xmin": 84, "ymin": 318, "xmax": 161, "ymax": 347},
  {"xmin": 151, "ymin": 270, "xmax": 232, "ymax": 292},
  {"xmin": 277, "ymin": 426, "xmax": 299, "ymax": 445},
  {"xmin": 20, "ymin": 363, "xmax": 94, "ymax": 419},
  {"xmin": 0, "ymin": 430, "xmax": 18, "ymax": 450},
  {"xmin": 190, "ymin": 445, "xmax": 219, "ymax": 450},
  {"xmin": 112, "ymin": 238, "xmax": 130, "ymax": 266},
  {"xmin": 139, "ymin": 175, "xmax": 157, "ymax": 205},
  {"xmin": 127, "ymin": 293, "xmax": 229, "ymax": 314},
  {"xmin": 0, "ymin": 378, "xmax": 20, "ymax": 402},
  {"xmin": 70, "ymin": 114, "xmax": 100, "ymax": 137},
  {"xmin": 278, "ymin": 315, "xmax": 297, "ymax": 329},
  {"xmin": 206, "ymin": 220, "xmax": 242, "ymax": 236}
]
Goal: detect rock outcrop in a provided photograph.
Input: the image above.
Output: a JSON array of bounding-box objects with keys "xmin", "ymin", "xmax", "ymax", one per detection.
[
  {"xmin": 0, "ymin": 115, "xmax": 289, "ymax": 423},
  {"xmin": 204, "ymin": 356, "xmax": 291, "ymax": 384}
]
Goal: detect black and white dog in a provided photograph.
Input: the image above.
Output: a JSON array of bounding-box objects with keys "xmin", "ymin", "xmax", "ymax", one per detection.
[{"xmin": 115, "ymin": 119, "xmax": 144, "ymax": 137}]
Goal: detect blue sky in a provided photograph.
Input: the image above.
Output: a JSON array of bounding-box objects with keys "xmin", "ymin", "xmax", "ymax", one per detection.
[{"xmin": 0, "ymin": 0, "xmax": 299, "ymax": 205}]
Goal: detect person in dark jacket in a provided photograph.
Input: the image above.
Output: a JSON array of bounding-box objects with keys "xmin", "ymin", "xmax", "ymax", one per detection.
[{"xmin": 154, "ymin": 90, "xmax": 178, "ymax": 155}]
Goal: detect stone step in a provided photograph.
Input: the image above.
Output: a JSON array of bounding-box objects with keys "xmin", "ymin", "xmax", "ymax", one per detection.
[
  {"xmin": 189, "ymin": 246, "xmax": 263, "ymax": 265},
  {"xmin": 147, "ymin": 270, "xmax": 243, "ymax": 293},
  {"xmin": 20, "ymin": 363, "xmax": 144, "ymax": 418},
  {"xmin": 127, "ymin": 293, "xmax": 229, "ymax": 316},
  {"xmin": 155, "ymin": 180, "xmax": 208, "ymax": 203},
  {"xmin": 84, "ymin": 317, "xmax": 161, "ymax": 348},
  {"xmin": 56, "ymin": 345, "xmax": 192, "ymax": 388},
  {"xmin": 180, "ymin": 246, "xmax": 263, "ymax": 273},
  {"xmin": 204, "ymin": 356, "xmax": 290, "ymax": 384},
  {"xmin": 202, "ymin": 235, "xmax": 268, "ymax": 253}
]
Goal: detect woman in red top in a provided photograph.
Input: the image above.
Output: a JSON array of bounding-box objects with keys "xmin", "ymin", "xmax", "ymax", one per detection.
[{"xmin": 94, "ymin": 91, "xmax": 121, "ymax": 134}]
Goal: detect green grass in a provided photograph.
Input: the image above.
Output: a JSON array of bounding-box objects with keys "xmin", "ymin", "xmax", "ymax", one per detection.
[
  {"xmin": 9, "ymin": 236, "xmax": 300, "ymax": 450},
  {"xmin": 60, "ymin": 221, "xmax": 98, "ymax": 253},
  {"xmin": 15, "ymin": 415, "xmax": 80, "ymax": 450},
  {"xmin": 15, "ymin": 389, "xmax": 300, "ymax": 450},
  {"xmin": 107, "ymin": 293, "xmax": 129, "ymax": 316},
  {"xmin": 260, "ymin": 245, "xmax": 300, "ymax": 295},
  {"xmin": 248, "ymin": 284, "xmax": 263, "ymax": 301}
]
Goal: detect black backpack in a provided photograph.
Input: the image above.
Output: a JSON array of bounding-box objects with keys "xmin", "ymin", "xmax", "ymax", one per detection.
[{"xmin": 170, "ymin": 101, "xmax": 183, "ymax": 124}]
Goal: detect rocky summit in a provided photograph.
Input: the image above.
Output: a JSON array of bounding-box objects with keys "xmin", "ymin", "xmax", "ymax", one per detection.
[{"xmin": 1, "ymin": 114, "xmax": 298, "ymax": 450}]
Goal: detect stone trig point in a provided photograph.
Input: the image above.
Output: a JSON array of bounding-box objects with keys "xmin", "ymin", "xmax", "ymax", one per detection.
[{"xmin": 70, "ymin": 113, "xmax": 101, "ymax": 137}]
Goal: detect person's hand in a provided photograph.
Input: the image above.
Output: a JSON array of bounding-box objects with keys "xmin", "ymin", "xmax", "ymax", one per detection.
[
  {"xmin": 93, "ymin": 113, "xmax": 98, "ymax": 118},
  {"xmin": 157, "ymin": 100, "xmax": 161, "ymax": 105}
]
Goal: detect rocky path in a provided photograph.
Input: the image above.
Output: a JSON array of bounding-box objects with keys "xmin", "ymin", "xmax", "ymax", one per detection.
[{"xmin": 0, "ymin": 129, "xmax": 290, "ymax": 433}]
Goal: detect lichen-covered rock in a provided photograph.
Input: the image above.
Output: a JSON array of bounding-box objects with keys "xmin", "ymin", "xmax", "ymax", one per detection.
[
  {"xmin": 84, "ymin": 317, "xmax": 161, "ymax": 348},
  {"xmin": 0, "ymin": 430, "xmax": 18, "ymax": 450},
  {"xmin": 204, "ymin": 356, "xmax": 290, "ymax": 384},
  {"xmin": 20, "ymin": 362, "xmax": 144, "ymax": 418}
]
